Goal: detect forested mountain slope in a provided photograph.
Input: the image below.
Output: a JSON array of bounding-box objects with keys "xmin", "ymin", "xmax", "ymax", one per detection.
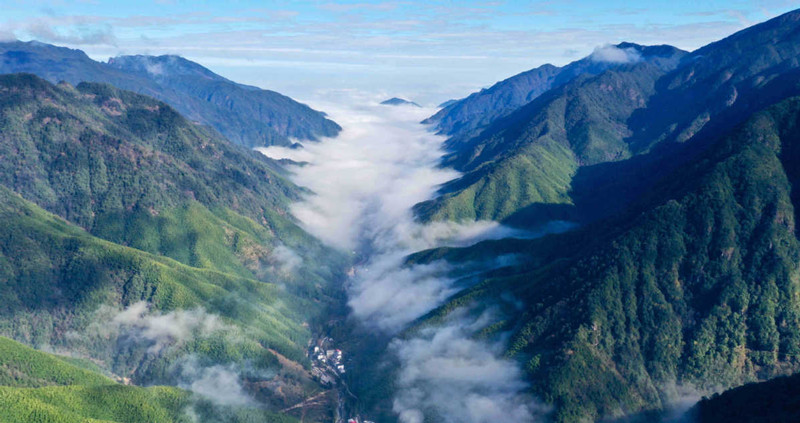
[
  {"xmin": 423, "ymin": 43, "xmax": 686, "ymax": 141},
  {"xmin": 0, "ymin": 41, "xmax": 340, "ymax": 147},
  {"xmin": 409, "ymin": 94, "xmax": 800, "ymax": 422},
  {"xmin": 0, "ymin": 336, "xmax": 297, "ymax": 423},
  {"xmin": 417, "ymin": 10, "xmax": 800, "ymax": 226},
  {"xmin": 0, "ymin": 74, "xmax": 347, "ymax": 415}
]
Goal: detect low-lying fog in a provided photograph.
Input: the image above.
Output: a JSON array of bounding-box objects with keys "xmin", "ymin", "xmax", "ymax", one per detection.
[{"xmin": 259, "ymin": 96, "xmax": 547, "ymax": 422}]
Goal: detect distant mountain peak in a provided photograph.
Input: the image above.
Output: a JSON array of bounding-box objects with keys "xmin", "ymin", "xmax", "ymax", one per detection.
[
  {"xmin": 0, "ymin": 40, "xmax": 341, "ymax": 147},
  {"xmin": 108, "ymin": 54, "xmax": 226, "ymax": 81},
  {"xmin": 381, "ymin": 97, "xmax": 421, "ymax": 107}
]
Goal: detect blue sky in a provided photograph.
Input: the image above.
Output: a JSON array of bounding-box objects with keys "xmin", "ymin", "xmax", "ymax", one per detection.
[{"xmin": 1, "ymin": 0, "xmax": 797, "ymax": 104}]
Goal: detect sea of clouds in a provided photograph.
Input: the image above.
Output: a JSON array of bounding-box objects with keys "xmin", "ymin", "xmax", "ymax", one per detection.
[{"xmin": 259, "ymin": 95, "xmax": 552, "ymax": 422}]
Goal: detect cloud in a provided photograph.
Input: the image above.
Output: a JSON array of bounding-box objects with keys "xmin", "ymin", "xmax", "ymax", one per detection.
[
  {"xmin": 319, "ymin": 2, "xmax": 401, "ymax": 13},
  {"xmin": 391, "ymin": 311, "xmax": 551, "ymax": 423},
  {"xmin": 3, "ymin": 3, "xmax": 789, "ymax": 104},
  {"xmin": 271, "ymin": 244, "xmax": 302, "ymax": 274},
  {"xmin": 590, "ymin": 44, "xmax": 643, "ymax": 63},
  {"xmin": 86, "ymin": 303, "xmax": 255, "ymax": 410},
  {"xmin": 176, "ymin": 356, "xmax": 252, "ymax": 406},
  {"xmin": 259, "ymin": 97, "xmax": 575, "ymax": 335},
  {"xmin": 0, "ymin": 29, "xmax": 15, "ymax": 41},
  {"xmin": 92, "ymin": 301, "xmax": 228, "ymax": 354},
  {"xmin": 21, "ymin": 18, "xmax": 116, "ymax": 45},
  {"xmin": 259, "ymin": 100, "xmax": 460, "ymax": 253},
  {"xmin": 348, "ymin": 256, "xmax": 455, "ymax": 331},
  {"xmin": 144, "ymin": 61, "xmax": 164, "ymax": 75}
]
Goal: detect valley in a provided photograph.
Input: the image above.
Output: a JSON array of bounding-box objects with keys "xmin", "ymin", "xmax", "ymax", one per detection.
[
  {"xmin": 258, "ymin": 100, "xmax": 549, "ymax": 422},
  {"xmin": 2, "ymin": 5, "xmax": 800, "ymax": 423}
]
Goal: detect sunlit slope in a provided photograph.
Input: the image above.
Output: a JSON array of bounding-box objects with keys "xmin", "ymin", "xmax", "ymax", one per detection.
[
  {"xmin": 0, "ymin": 185, "xmax": 306, "ymax": 374},
  {"xmin": 0, "ymin": 336, "xmax": 298, "ymax": 423},
  {"xmin": 423, "ymin": 43, "xmax": 685, "ymax": 141},
  {"xmin": 411, "ymin": 95, "xmax": 800, "ymax": 422},
  {"xmin": 0, "ymin": 73, "xmax": 347, "ymax": 412},
  {"xmin": 417, "ymin": 10, "xmax": 800, "ymax": 227},
  {"xmin": 0, "ymin": 73, "xmax": 344, "ymax": 304}
]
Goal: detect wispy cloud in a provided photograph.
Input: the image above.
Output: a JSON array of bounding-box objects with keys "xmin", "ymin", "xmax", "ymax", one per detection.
[{"xmin": 1, "ymin": 2, "xmax": 795, "ymax": 107}]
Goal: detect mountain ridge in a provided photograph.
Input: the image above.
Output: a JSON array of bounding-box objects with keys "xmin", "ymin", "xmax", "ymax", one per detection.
[{"xmin": 0, "ymin": 40, "xmax": 341, "ymax": 148}]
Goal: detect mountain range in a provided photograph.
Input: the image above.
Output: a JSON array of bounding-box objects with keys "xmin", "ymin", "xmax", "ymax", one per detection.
[
  {"xmin": 3, "ymin": 7, "xmax": 800, "ymax": 423},
  {"xmin": 393, "ymin": 7, "xmax": 800, "ymax": 423},
  {"xmin": 0, "ymin": 72, "xmax": 346, "ymax": 421},
  {"xmin": 0, "ymin": 41, "xmax": 341, "ymax": 148},
  {"xmin": 416, "ymin": 12, "xmax": 800, "ymax": 228}
]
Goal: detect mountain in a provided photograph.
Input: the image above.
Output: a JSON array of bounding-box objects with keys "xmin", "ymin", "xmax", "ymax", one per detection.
[
  {"xmin": 0, "ymin": 74, "xmax": 346, "ymax": 416},
  {"xmin": 409, "ymin": 92, "xmax": 800, "ymax": 423},
  {"xmin": 416, "ymin": 10, "xmax": 800, "ymax": 226},
  {"xmin": 438, "ymin": 99, "xmax": 458, "ymax": 108},
  {"xmin": 0, "ymin": 336, "xmax": 297, "ymax": 422},
  {"xmin": 0, "ymin": 41, "xmax": 341, "ymax": 147},
  {"xmin": 415, "ymin": 49, "xmax": 688, "ymax": 224},
  {"xmin": 423, "ymin": 43, "xmax": 686, "ymax": 140},
  {"xmin": 380, "ymin": 97, "xmax": 421, "ymax": 107}
]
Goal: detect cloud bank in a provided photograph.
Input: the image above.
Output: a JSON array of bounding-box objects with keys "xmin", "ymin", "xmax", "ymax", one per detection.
[
  {"xmin": 392, "ymin": 311, "xmax": 550, "ymax": 423},
  {"xmin": 259, "ymin": 99, "xmax": 536, "ymax": 331},
  {"xmin": 260, "ymin": 94, "xmax": 551, "ymax": 421},
  {"xmin": 271, "ymin": 244, "xmax": 303, "ymax": 274},
  {"xmin": 87, "ymin": 302, "xmax": 253, "ymax": 406},
  {"xmin": 590, "ymin": 44, "xmax": 643, "ymax": 63},
  {"xmin": 96, "ymin": 301, "xmax": 227, "ymax": 354}
]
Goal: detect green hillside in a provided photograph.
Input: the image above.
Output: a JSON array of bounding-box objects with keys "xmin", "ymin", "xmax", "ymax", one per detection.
[
  {"xmin": 0, "ymin": 336, "xmax": 112, "ymax": 388},
  {"xmin": 0, "ymin": 73, "xmax": 343, "ymax": 304},
  {"xmin": 416, "ymin": 62, "xmax": 668, "ymax": 223},
  {"xmin": 0, "ymin": 184, "xmax": 305, "ymax": 379},
  {"xmin": 408, "ymin": 95, "xmax": 800, "ymax": 422},
  {"xmin": 0, "ymin": 73, "xmax": 347, "ymax": 415},
  {"xmin": 417, "ymin": 10, "xmax": 800, "ymax": 227},
  {"xmin": 423, "ymin": 43, "xmax": 685, "ymax": 141},
  {"xmin": 0, "ymin": 335, "xmax": 298, "ymax": 423}
]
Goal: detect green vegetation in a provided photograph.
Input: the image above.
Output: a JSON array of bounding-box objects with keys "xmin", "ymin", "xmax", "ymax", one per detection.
[
  {"xmin": 419, "ymin": 10, "xmax": 800, "ymax": 227},
  {"xmin": 0, "ymin": 42, "xmax": 340, "ymax": 147},
  {"xmin": 0, "ymin": 184, "xmax": 303, "ymax": 377},
  {"xmin": 410, "ymin": 95, "xmax": 800, "ymax": 422},
  {"xmin": 423, "ymin": 43, "xmax": 685, "ymax": 140},
  {"xmin": 0, "ymin": 335, "xmax": 298, "ymax": 423},
  {"xmin": 0, "ymin": 73, "xmax": 347, "ymax": 415},
  {"xmin": 417, "ymin": 63, "xmax": 667, "ymax": 223},
  {"xmin": 0, "ymin": 336, "xmax": 112, "ymax": 388}
]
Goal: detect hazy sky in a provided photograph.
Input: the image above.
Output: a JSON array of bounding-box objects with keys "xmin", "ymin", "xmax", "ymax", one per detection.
[{"xmin": 1, "ymin": 0, "xmax": 797, "ymax": 105}]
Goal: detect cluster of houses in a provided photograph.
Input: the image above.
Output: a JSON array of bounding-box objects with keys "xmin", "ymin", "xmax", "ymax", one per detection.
[
  {"xmin": 307, "ymin": 335, "xmax": 375, "ymax": 423},
  {"xmin": 314, "ymin": 345, "xmax": 345, "ymax": 374},
  {"xmin": 308, "ymin": 336, "xmax": 346, "ymax": 387}
]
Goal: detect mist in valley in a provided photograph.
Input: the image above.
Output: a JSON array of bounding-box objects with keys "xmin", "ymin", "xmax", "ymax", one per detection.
[{"xmin": 259, "ymin": 96, "xmax": 558, "ymax": 422}]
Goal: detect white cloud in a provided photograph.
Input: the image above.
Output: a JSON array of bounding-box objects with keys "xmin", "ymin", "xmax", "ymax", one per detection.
[
  {"xmin": 177, "ymin": 356, "xmax": 252, "ymax": 406},
  {"xmin": 590, "ymin": 44, "xmax": 643, "ymax": 63},
  {"xmin": 3, "ymin": 3, "xmax": 783, "ymax": 104},
  {"xmin": 11, "ymin": 16, "xmax": 117, "ymax": 45},
  {"xmin": 391, "ymin": 311, "xmax": 551, "ymax": 423},
  {"xmin": 259, "ymin": 96, "xmax": 575, "ymax": 334},
  {"xmin": 94, "ymin": 301, "xmax": 228, "ymax": 354},
  {"xmin": 271, "ymin": 244, "xmax": 302, "ymax": 274}
]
